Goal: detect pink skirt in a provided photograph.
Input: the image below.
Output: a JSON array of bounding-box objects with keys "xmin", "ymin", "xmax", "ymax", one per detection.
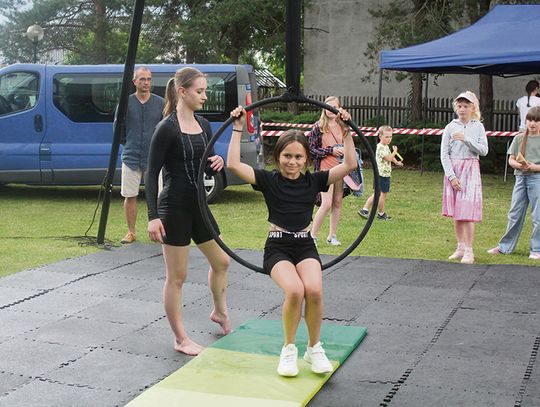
[{"xmin": 442, "ymin": 158, "xmax": 483, "ymax": 222}]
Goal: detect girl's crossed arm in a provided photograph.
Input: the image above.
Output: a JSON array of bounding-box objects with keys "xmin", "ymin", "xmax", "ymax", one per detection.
[
  {"xmin": 227, "ymin": 106, "xmax": 256, "ymax": 185},
  {"xmin": 328, "ymin": 117, "xmax": 357, "ymax": 184}
]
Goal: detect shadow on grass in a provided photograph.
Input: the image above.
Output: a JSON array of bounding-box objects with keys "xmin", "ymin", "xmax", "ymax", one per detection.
[{"xmin": 0, "ymin": 184, "xmax": 115, "ymax": 201}]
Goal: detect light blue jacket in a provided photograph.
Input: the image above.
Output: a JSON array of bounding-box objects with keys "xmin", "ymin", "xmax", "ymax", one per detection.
[{"xmin": 440, "ymin": 119, "xmax": 488, "ymax": 180}]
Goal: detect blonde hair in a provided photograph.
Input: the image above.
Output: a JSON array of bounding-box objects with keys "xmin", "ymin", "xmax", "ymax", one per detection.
[
  {"xmin": 318, "ymin": 96, "xmax": 349, "ymax": 136},
  {"xmin": 452, "ymin": 91, "xmax": 481, "ymax": 121},
  {"xmin": 162, "ymin": 67, "xmax": 206, "ymax": 117},
  {"xmin": 378, "ymin": 125, "xmax": 393, "ymax": 138},
  {"xmin": 519, "ymin": 106, "xmax": 540, "ymax": 157}
]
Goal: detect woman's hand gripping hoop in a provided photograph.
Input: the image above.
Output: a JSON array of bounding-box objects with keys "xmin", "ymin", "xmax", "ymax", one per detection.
[{"xmin": 197, "ymin": 93, "xmax": 380, "ymax": 273}]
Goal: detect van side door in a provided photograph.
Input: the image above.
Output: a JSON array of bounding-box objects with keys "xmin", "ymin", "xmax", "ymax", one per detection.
[
  {"xmin": 0, "ymin": 67, "xmax": 46, "ymax": 184},
  {"xmin": 46, "ymin": 72, "xmax": 122, "ymax": 184}
]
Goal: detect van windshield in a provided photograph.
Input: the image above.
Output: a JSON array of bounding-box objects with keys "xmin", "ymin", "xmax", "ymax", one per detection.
[{"xmin": 0, "ymin": 71, "xmax": 39, "ymax": 116}]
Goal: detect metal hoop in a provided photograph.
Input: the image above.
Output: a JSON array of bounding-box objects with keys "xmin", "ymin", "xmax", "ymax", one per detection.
[{"xmin": 197, "ymin": 93, "xmax": 380, "ymax": 273}]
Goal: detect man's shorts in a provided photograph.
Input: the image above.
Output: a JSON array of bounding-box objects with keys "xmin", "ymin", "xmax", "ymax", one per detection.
[
  {"xmin": 262, "ymin": 231, "xmax": 321, "ymax": 276},
  {"xmin": 121, "ymin": 163, "xmax": 144, "ymax": 198}
]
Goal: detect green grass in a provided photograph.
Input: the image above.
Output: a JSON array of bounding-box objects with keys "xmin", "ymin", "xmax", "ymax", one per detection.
[{"xmin": 0, "ymin": 169, "xmax": 536, "ymax": 277}]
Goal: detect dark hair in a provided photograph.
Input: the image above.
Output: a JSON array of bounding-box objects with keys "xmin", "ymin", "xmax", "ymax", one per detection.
[
  {"xmin": 163, "ymin": 67, "xmax": 206, "ymax": 117},
  {"xmin": 526, "ymin": 80, "xmax": 540, "ymax": 107},
  {"xmin": 272, "ymin": 130, "xmax": 311, "ymax": 167},
  {"xmin": 519, "ymin": 106, "xmax": 540, "ymax": 157}
]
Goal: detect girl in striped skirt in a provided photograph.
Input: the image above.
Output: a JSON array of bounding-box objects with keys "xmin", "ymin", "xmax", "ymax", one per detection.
[{"xmin": 440, "ymin": 91, "xmax": 488, "ymax": 264}]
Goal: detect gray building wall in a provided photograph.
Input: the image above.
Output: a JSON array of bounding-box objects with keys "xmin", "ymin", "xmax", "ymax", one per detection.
[{"xmin": 304, "ymin": 0, "xmax": 538, "ymax": 103}]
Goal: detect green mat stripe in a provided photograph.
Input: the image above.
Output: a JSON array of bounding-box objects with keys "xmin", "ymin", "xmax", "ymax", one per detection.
[
  {"xmin": 212, "ymin": 319, "xmax": 367, "ymax": 364},
  {"xmin": 144, "ymin": 347, "xmax": 338, "ymax": 402},
  {"xmin": 126, "ymin": 388, "xmax": 302, "ymax": 407}
]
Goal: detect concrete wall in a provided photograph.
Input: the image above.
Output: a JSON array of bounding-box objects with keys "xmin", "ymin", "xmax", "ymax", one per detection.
[{"xmin": 303, "ymin": 0, "xmax": 539, "ymax": 103}]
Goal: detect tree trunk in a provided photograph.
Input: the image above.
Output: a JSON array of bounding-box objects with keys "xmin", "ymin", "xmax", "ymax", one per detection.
[
  {"xmin": 479, "ymin": 74, "xmax": 493, "ymax": 130},
  {"xmin": 93, "ymin": 0, "xmax": 107, "ymax": 63},
  {"xmin": 411, "ymin": 73, "xmax": 423, "ymax": 124}
]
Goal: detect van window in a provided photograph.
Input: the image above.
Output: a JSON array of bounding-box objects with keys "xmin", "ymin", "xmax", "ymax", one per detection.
[
  {"xmin": 53, "ymin": 74, "xmax": 122, "ymax": 122},
  {"xmin": 54, "ymin": 71, "xmax": 237, "ymax": 123},
  {"xmin": 0, "ymin": 71, "xmax": 39, "ymax": 116},
  {"xmin": 152, "ymin": 72, "xmax": 235, "ymax": 121}
]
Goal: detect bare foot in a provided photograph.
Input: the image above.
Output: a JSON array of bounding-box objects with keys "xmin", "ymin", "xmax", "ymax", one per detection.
[
  {"xmin": 174, "ymin": 338, "xmax": 204, "ymax": 356},
  {"xmin": 210, "ymin": 310, "xmax": 232, "ymax": 335}
]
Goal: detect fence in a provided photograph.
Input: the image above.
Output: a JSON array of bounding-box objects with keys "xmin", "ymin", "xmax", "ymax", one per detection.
[{"xmin": 259, "ymin": 94, "xmax": 520, "ymax": 131}]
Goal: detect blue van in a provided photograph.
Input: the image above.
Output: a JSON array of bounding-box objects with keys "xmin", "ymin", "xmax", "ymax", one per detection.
[{"xmin": 0, "ymin": 63, "xmax": 263, "ymax": 202}]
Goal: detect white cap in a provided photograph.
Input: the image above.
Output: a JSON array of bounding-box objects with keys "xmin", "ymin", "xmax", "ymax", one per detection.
[{"xmin": 455, "ymin": 91, "xmax": 479, "ymax": 106}]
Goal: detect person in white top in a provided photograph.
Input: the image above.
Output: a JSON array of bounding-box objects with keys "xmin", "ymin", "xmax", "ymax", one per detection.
[{"xmin": 516, "ymin": 80, "xmax": 540, "ymax": 131}]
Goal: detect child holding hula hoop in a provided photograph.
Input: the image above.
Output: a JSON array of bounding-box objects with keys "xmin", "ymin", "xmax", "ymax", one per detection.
[{"xmin": 228, "ymin": 105, "xmax": 357, "ymax": 377}]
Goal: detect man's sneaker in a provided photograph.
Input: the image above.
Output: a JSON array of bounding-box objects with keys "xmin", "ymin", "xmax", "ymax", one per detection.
[
  {"xmin": 529, "ymin": 252, "xmax": 540, "ymax": 260},
  {"xmin": 358, "ymin": 208, "xmax": 369, "ymax": 219},
  {"xmin": 487, "ymin": 246, "xmax": 501, "ymax": 255},
  {"xmin": 377, "ymin": 212, "xmax": 392, "ymax": 220},
  {"xmin": 277, "ymin": 344, "xmax": 298, "ymax": 377},
  {"xmin": 303, "ymin": 342, "xmax": 333, "ymax": 374},
  {"xmin": 326, "ymin": 235, "xmax": 341, "ymax": 246},
  {"xmin": 121, "ymin": 232, "xmax": 136, "ymax": 244}
]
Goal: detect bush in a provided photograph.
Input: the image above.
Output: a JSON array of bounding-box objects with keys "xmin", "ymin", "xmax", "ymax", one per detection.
[{"xmin": 261, "ymin": 110, "xmax": 319, "ymax": 124}]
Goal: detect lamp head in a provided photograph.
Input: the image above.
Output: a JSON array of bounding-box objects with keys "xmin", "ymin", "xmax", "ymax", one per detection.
[{"xmin": 26, "ymin": 24, "xmax": 44, "ymax": 43}]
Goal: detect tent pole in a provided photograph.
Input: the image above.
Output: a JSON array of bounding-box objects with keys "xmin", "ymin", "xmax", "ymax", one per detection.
[
  {"xmin": 377, "ymin": 69, "xmax": 383, "ymax": 128},
  {"xmin": 420, "ymin": 73, "xmax": 429, "ymax": 175}
]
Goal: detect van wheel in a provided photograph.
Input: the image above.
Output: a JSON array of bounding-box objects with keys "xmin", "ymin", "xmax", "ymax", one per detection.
[{"xmin": 204, "ymin": 172, "xmax": 224, "ymax": 204}]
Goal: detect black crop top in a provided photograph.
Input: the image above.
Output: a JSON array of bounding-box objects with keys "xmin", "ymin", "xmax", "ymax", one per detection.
[
  {"xmin": 253, "ymin": 169, "xmax": 330, "ymax": 231},
  {"xmin": 145, "ymin": 113, "xmax": 214, "ymax": 220}
]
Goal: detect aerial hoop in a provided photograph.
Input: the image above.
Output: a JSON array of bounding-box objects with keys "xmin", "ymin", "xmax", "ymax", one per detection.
[{"xmin": 197, "ymin": 92, "xmax": 380, "ymax": 273}]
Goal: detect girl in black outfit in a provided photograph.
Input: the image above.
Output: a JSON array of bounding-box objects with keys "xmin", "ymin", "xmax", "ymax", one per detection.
[
  {"xmin": 228, "ymin": 106, "xmax": 356, "ymax": 377},
  {"xmin": 145, "ymin": 68, "xmax": 231, "ymax": 356}
]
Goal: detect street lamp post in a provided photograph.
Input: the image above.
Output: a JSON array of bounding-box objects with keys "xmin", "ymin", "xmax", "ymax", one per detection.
[{"xmin": 26, "ymin": 24, "xmax": 44, "ymax": 63}]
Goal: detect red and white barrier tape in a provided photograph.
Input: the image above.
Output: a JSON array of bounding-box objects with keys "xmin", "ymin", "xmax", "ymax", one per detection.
[{"xmin": 260, "ymin": 122, "xmax": 519, "ymax": 138}]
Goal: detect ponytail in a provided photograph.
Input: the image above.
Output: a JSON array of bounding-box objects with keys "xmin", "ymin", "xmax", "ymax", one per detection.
[
  {"xmin": 163, "ymin": 77, "xmax": 176, "ymax": 117},
  {"xmin": 525, "ymin": 80, "xmax": 539, "ymax": 108}
]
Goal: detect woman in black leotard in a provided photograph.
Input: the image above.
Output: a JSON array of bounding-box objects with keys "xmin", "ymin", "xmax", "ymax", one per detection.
[{"xmin": 145, "ymin": 68, "xmax": 231, "ymax": 356}]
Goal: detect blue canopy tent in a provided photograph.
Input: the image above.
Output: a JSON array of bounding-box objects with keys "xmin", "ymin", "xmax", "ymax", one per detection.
[
  {"xmin": 379, "ymin": 4, "xmax": 540, "ymax": 76},
  {"xmin": 377, "ymin": 4, "xmax": 540, "ymax": 175}
]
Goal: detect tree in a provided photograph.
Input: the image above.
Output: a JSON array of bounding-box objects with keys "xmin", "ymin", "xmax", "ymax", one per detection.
[
  {"xmin": 364, "ymin": 0, "xmax": 456, "ymax": 125},
  {"xmin": 365, "ymin": 0, "xmax": 537, "ymax": 129},
  {"xmin": 0, "ymin": 0, "xmax": 286, "ymax": 72}
]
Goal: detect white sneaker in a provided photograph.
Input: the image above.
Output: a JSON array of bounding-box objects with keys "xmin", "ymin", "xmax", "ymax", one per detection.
[
  {"xmin": 448, "ymin": 243, "xmax": 464, "ymax": 260},
  {"xmin": 529, "ymin": 252, "xmax": 540, "ymax": 260},
  {"xmin": 326, "ymin": 235, "xmax": 341, "ymax": 246},
  {"xmin": 277, "ymin": 344, "xmax": 298, "ymax": 377},
  {"xmin": 303, "ymin": 341, "xmax": 333, "ymax": 374},
  {"xmin": 461, "ymin": 248, "xmax": 475, "ymax": 264}
]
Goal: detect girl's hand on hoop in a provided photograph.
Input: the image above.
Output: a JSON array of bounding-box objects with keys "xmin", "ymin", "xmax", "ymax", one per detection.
[
  {"xmin": 208, "ymin": 154, "xmax": 224, "ymax": 172},
  {"xmin": 338, "ymin": 108, "xmax": 351, "ymax": 122},
  {"xmin": 231, "ymin": 106, "xmax": 246, "ymax": 128},
  {"xmin": 148, "ymin": 219, "xmax": 165, "ymax": 244}
]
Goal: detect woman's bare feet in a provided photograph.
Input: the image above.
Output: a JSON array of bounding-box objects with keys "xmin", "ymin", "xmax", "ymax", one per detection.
[
  {"xmin": 174, "ymin": 338, "xmax": 204, "ymax": 356},
  {"xmin": 210, "ymin": 310, "xmax": 232, "ymax": 335}
]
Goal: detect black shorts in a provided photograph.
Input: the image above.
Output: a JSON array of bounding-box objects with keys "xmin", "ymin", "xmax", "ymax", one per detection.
[
  {"xmin": 160, "ymin": 198, "xmax": 219, "ymax": 247},
  {"xmin": 262, "ymin": 231, "xmax": 321, "ymax": 276},
  {"xmin": 379, "ymin": 176, "xmax": 391, "ymax": 193}
]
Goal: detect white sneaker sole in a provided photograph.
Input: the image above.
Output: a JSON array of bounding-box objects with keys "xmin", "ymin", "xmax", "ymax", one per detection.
[
  {"xmin": 303, "ymin": 354, "xmax": 333, "ymax": 374},
  {"xmin": 277, "ymin": 367, "xmax": 298, "ymax": 377}
]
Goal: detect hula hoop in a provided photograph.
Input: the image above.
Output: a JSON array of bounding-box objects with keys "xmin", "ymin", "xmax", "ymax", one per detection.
[{"xmin": 197, "ymin": 93, "xmax": 380, "ymax": 273}]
